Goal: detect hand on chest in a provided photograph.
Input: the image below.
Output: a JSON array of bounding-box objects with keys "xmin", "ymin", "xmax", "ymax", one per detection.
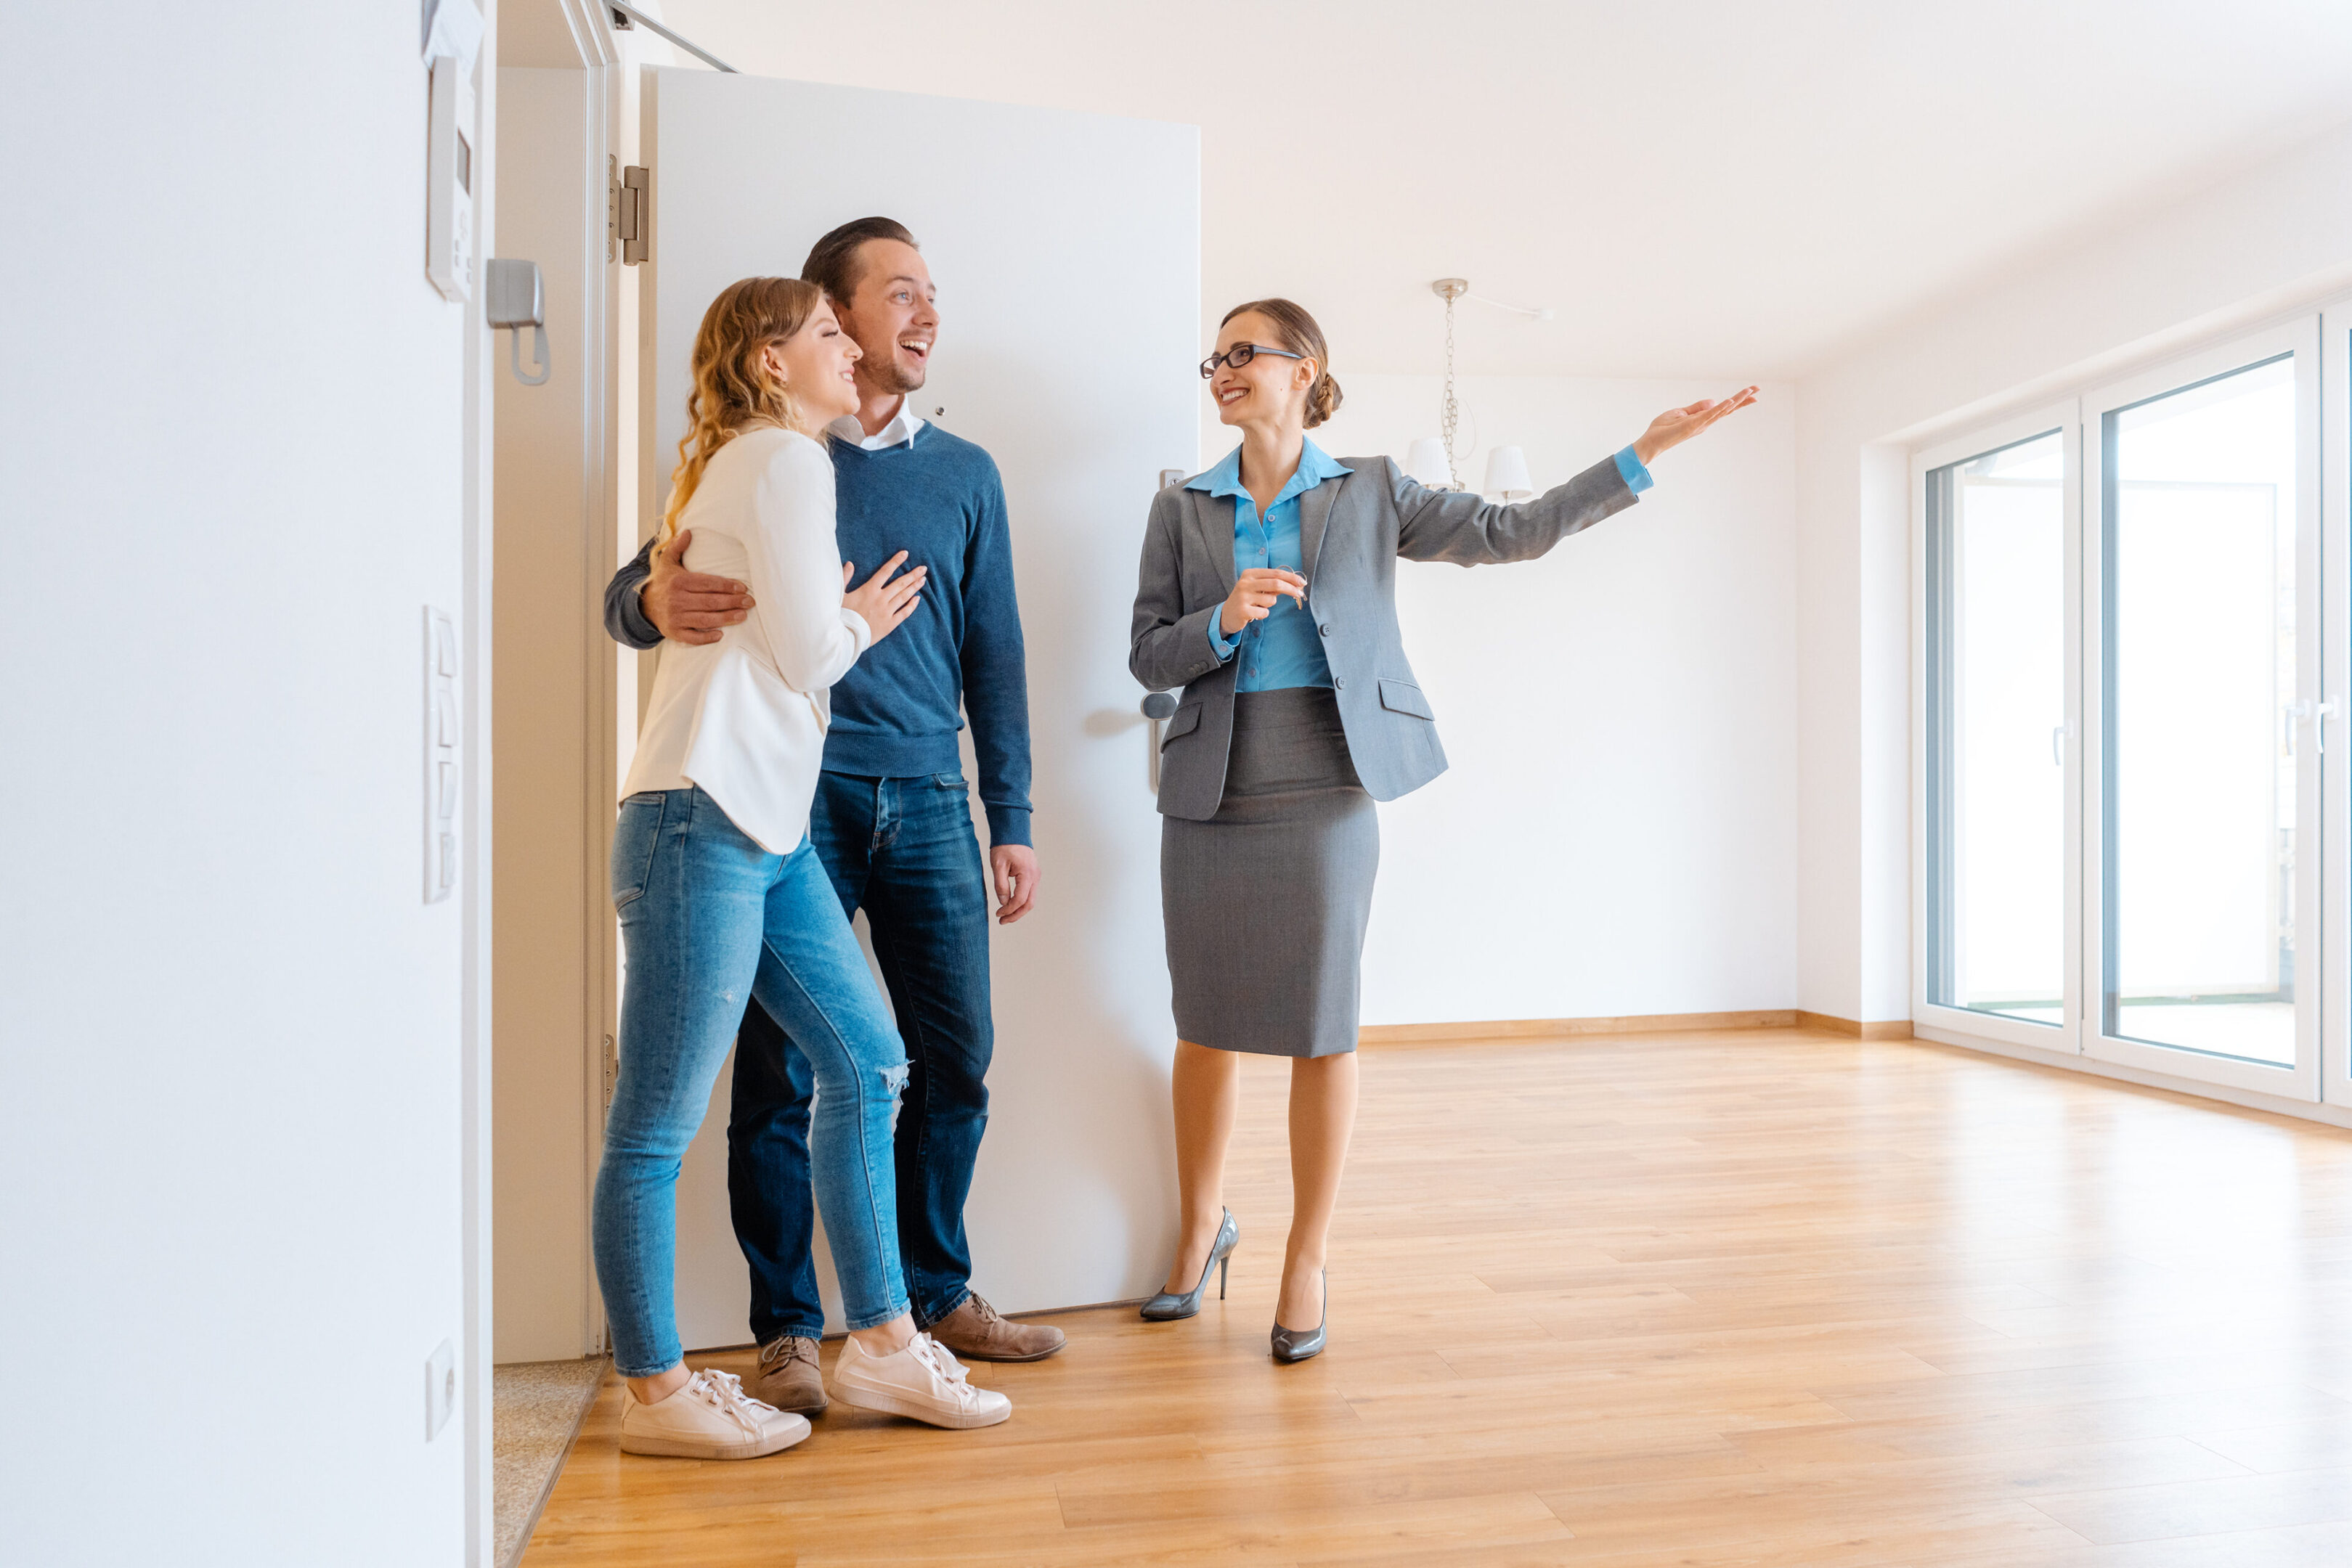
[{"xmin": 834, "ymin": 509, "xmax": 967, "ymax": 590}]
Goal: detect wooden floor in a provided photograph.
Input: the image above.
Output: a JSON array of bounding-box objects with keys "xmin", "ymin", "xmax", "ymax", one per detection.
[{"xmin": 521, "ymin": 1026, "xmax": 2352, "ymax": 1567}]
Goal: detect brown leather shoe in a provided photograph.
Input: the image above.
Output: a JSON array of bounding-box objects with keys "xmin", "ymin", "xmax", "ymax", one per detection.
[
  {"xmin": 749, "ymin": 1334, "xmax": 829, "ymax": 1415},
  {"xmin": 926, "ymin": 1294, "xmax": 1066, "ymax": 1362}
]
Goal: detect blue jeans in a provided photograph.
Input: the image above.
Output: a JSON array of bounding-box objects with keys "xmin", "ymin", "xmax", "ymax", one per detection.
[
  {"xmin": 593, "ymin": 787, "xmax": 911, "ymax": 1378},
  {"xmin": 727, "ymin": 769, "xmax": 995, "ymax": 1339}
]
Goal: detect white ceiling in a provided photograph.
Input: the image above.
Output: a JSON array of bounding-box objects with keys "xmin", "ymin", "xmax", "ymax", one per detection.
[{"xmin": 655, "ymin": 0, "xmax": 2352, "ymax": 380}]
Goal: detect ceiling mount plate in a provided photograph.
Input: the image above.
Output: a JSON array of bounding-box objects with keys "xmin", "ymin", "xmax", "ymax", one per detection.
[{"xmin": 1431, "ymin": 278, "xmax": 1469, "ymax": 301}]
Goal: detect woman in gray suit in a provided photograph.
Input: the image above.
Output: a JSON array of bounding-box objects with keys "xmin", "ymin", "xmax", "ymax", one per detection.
[{"xmin": 1129, "ymin": 297, "xmax": 1754, "ymax": 1361}]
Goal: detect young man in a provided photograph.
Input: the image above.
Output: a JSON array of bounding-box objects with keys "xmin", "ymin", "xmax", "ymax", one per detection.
[{"xmin": 605, "ymin": 218, "xmax": 1061, "ymax": 1415}]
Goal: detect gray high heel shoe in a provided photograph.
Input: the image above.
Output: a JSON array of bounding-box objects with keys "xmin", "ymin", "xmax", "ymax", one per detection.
[
  {"xmin": 1270, "ymin": 1269, "xmax": 1327, "ymax": 1363},
  {"xmin": 1140, "ymin": 1209, "xmax": 1239, "ymax": 1321}
]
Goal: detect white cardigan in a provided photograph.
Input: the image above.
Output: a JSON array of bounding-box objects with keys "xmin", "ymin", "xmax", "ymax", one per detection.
[{"xmin": 619, "ymin": 426, "xmax": 871, "ymax": 853}]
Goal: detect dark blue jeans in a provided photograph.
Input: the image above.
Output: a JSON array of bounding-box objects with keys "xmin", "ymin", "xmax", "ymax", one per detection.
[{"xmin": 727, "ymin": 769, "xmax": 995, "ymax": 1339}]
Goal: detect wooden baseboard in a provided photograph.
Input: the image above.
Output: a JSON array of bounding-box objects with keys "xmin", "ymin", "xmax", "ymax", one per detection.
[
  {"xmin": 1353, "ymin": 1010, "xmax": 1916, "ymax": 1046},
  {"xmin": 1357, "ymin": 1010, "xmax": 1797, "ymax": 1047},
  {"xmin": 1795, "ymin": 1010, "xmax": 1915, "ymax": 1040}
]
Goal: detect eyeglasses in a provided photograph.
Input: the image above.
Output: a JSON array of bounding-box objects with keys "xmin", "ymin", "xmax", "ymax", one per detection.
[{"xmin": 1199, "ymin": 343, "xmax": 1305, "ymax": 380}]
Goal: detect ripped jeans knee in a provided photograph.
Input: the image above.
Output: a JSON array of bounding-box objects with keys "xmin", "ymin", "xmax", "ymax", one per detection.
[{"xmin": 814, "ymin": 1042, "xmax": 913, "ymax": 1326}]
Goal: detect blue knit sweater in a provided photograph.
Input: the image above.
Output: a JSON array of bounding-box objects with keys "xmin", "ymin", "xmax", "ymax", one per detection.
[{"xmin": 608, "ymin": 423, "xmax": 1033, "ymax": 846}]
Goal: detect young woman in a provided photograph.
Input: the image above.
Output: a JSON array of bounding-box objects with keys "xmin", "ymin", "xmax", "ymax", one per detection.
[
  {"xmin": 596, "ymin": 277, "xmax": 1012, "ymax": 1460},
  {"xmin": 1130, "ymin": 298, "xmax": 1756, "ymax": 1362}
]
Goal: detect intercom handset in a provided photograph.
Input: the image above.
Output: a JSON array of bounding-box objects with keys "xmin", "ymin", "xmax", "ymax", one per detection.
[{"xmin": 486, "ymin": 260, "xmax": 550, "ymax": 385}]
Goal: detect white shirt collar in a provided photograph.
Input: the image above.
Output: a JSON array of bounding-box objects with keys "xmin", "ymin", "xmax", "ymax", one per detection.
[{"xmin": 827, "ymin": 397, "xmax": 925, "ymax": 452}]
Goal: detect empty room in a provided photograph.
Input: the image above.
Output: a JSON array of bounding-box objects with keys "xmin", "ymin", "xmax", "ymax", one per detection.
[{"xmin": 10, "ymin": 2, "xmax": 2352, "ymax": 1565}]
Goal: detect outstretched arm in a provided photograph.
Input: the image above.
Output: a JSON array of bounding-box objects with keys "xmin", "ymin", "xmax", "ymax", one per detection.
[
  {"xmin": 1631, "ymin": 386, "xmax": 1758, "ymax": 467},
  {"xmin": 1396, "ymin": 386, "xmax": 1758, "ymax": 565},
  {"xmin": 1393, "ymin": 456, "xmax": 1638, "ymax": 565}
]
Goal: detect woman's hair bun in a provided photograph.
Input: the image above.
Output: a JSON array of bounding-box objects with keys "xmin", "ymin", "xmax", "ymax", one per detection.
[{"xmin": 1306, "ymin": 372, "xmax": 1343, "ymax": 430}]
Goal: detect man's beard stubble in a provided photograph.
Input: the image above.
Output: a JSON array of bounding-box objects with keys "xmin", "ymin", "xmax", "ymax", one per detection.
[{"xmin": 871, "ymin": 354, "xmax": 925, "ymax": 398}]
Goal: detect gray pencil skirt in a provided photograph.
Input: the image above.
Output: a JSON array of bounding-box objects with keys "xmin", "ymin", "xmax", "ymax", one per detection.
[{"xmin": 1161, "ymin": 686, "xmax": 1380, "ymax": 1058}]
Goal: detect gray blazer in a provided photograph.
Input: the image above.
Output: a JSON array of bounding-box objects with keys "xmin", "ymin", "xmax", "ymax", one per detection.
[{"xmin": 1129, "ymin": 454, "xmax": 1640, "ymax": 820}]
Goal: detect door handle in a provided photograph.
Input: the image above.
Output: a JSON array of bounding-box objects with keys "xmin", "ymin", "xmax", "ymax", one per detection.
[
  {"xmin": 1143, "ymin": 692, "xmax": 1176, "ymax": 791},
  {"xmin": 2284, "ymin": 699, "xmax": 2337, "ymax": 756}
]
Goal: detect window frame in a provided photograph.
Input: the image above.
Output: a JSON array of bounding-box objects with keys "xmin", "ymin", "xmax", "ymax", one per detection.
[
  {"xmin": 2078, "ymin": 317, "xmax": 2322, "ymax": 1103},
  {"xmin": 2321, "ymin": 297, "xmax": 2352, "ymax": 1112},
  {"xmin": 1911, "ymin": 309, "xmax": 2352, "ymax": 1121},
  {"xmin": 1910, "ymin": 402, "xmax": 2085, "ymax": 1056}
]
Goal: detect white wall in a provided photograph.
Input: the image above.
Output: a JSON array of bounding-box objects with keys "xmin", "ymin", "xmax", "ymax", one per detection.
[
  {"xmin": 1793, "ymin": 119, "xmax": 2352, "ymax": 1023},
  {"xmin": 1, "ymin": 5, "xmax": 484, "ymax": 1562},
  {"xmin": 1298, "ymin": 374, "xmax": 1799, "ymax": 1024}
]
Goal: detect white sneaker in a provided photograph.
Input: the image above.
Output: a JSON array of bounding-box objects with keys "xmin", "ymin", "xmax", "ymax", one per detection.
[
  {"xmin": 619, "ymin": 1368, "xmax": 813, "ymax": 1459},
  {"xmin": 829, "ymin": 1332, "xmax": 1013, "ymax": 1429}
]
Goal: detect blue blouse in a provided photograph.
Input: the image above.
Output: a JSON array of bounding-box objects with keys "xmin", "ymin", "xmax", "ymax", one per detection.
[{"xmin": 1199, "ymin": 439, "xmax": 1653, "ymax": 692}]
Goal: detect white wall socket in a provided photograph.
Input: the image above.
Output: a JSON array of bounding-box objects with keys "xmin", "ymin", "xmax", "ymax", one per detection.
[{"xmin": 425, "ymin": 1337, "xmax": 457, "ymax": 1440}]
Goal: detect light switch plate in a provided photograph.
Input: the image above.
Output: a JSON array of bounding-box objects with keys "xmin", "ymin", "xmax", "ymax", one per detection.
[
  {"xmin": 425, "ymin": 607, "xmax": 459, "ymax": 904},
  {"xmin": 425, "ymin": 1337, "xmax": 456, "ymax": 1440}
]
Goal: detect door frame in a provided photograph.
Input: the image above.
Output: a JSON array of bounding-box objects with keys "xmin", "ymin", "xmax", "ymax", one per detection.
[
  {"xmin": 484, "ymin": 0, "xmax": 629, "ymax": 1376},
  {"xmin": 2080, "ymin": 315, "xmax": 2323, "ymax": 1102},
  {"xmin": 461, "ymin": 8, "xmax": 501, "ymax": 1563},
  {"xmin": 553, "ymin": 0, "xmax": 628, "ymax": 1364},
  {"xmin": 2322, "ymin": 295, "xmax": 2352, "ymax": 1110}
]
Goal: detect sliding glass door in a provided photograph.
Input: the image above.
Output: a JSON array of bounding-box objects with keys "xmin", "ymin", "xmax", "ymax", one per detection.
[
  {"xmin": 1916, "ymin": 409, "xmax": 2080, "ymax": 1053},
  {"xmin": 2084, "ymin": 322, "xmax": 2320, "ymax": 1098},
  {"xmin": 1918, "ymin": 316, "xmax": 2340, "ymax": 1108}
]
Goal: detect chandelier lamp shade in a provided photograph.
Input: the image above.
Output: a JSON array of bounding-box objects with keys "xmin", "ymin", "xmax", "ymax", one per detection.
[
  {"xmin": 1405, "ymin": 437, "xmax": 1454, "ymax": 488},
  {"xmin": 1482, "ymin": 445, "xmax": 1534, "ymax": 501}
]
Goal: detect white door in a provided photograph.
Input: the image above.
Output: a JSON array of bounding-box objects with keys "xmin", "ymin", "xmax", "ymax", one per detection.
[{"xmin": 633, "ymin": 69, "xmax": 1200, "ymax": 1349}]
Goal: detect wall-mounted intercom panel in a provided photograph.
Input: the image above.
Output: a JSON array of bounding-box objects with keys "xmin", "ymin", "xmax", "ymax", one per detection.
[
  {"xmin": 426, "ymin": 56, "xmax": 475, "ymax": 301},
  {"xmin": 423, "ymin": 0, "xmax": 483, "ymax": 302}
]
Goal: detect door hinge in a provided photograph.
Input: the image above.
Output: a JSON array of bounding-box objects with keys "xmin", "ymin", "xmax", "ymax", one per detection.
[
  {"xmin": 611, "ymin": 162, "xmax": 648, "ymax": 266},
  {"xmin": 602, "ymin": 1034, "xmax": 618, "ymax": 1108}
]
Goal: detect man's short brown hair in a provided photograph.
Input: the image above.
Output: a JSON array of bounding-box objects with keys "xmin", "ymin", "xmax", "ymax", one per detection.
[{"xmin": 801, "ymin": 217, "xmax": 919, "ymax": 306}]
